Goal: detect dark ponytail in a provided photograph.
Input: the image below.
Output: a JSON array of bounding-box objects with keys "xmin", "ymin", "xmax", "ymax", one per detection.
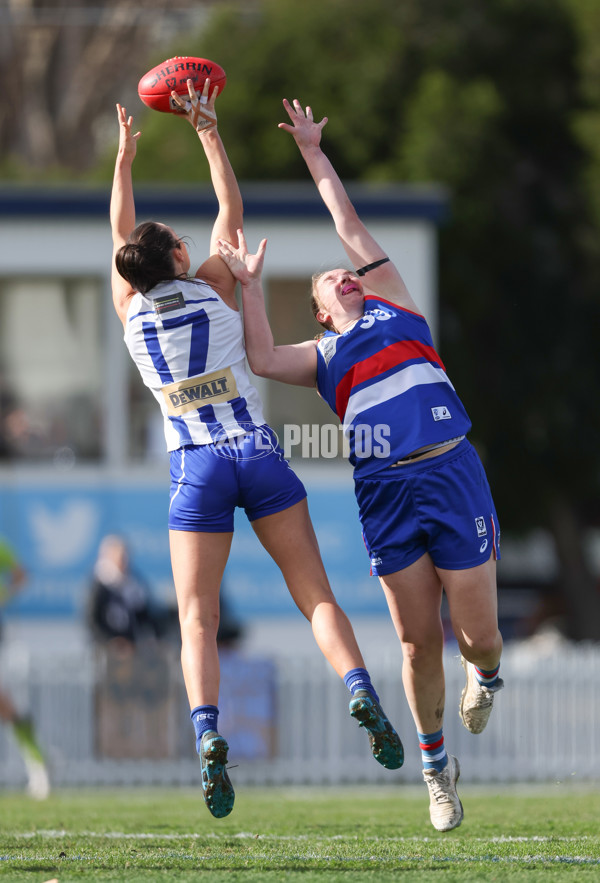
[{"xmin": 115, "ymin": 221, "xmax": 181, "ymax": 294}]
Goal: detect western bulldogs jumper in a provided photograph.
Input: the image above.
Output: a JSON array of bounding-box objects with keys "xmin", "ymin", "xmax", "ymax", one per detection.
[
  {"xmin": 315, "ymin": 294, "xmax": 472, "ymax": 477},
  {"xmin": 124, "ymin": 278, "xmax": 266, "ymax": 450}
]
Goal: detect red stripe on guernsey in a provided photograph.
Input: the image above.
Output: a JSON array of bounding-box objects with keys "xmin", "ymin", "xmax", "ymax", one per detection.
[
  {"xmin": 335, "ymin": 339, "xmax": 446, "ymax": 420},
  {"xmin": 419, "ymin": 735, "xmax": 444, "ymax": 752}
]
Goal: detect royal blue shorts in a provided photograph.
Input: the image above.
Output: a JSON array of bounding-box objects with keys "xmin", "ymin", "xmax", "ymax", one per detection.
[
  {"xmin": 355, "ymin": 438, "xmax": 500, "ymax": 576},
  {"xmin": 168, "ymin": 425, "xmax": 307, "ymax": 532}
]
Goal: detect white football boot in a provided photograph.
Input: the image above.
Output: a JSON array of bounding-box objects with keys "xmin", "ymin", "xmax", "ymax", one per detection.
[
  {"xmin": 422, "ymin": 754, "xmax": 464, "ymax": 832},
  {"xmin": 459, "ymin": 657, "xmax": 504, "ymax": 734}
]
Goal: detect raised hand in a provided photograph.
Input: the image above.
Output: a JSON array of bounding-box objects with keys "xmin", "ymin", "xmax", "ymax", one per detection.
[
  {"xmin": 217, "ymin": 230, "xmax": 267, "ymax": 285},
  {"xmin": 116, "ymin": 104, "xmax": 141, "ymax": 160},
  {"xmin": 171, "ymin": 77, "xmax": 218, "ymax": 134},
  {"xmin": 278, "ymin": 98, "xmax": 328, "ymax": 149}
]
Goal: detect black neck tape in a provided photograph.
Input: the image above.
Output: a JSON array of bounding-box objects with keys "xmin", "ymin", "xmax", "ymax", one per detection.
[{"xmin": 355, "ymin": 257, "xmax": 390, "ymax": 277}]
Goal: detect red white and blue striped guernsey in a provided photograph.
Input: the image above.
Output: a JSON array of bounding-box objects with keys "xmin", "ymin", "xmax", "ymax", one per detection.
[{"xmin": 315, "ymin": 294, "xmax": 472, "ymax": 478}]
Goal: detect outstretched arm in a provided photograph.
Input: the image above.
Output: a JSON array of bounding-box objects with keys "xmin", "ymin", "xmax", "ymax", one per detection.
[
  {"xmin": 279, "ymin": 99, "xmax": 420, "ymax": 312},
  {"xmin": 217, "ymin": 230, "xmax": 318, "ymax": 387},
  {"xmin": 110, "ymin": 104, "xmax": 140, "ymax": 323},
  {"xmin": 173, "ymin": 78, "xmax": 243, "ymax": 306}
]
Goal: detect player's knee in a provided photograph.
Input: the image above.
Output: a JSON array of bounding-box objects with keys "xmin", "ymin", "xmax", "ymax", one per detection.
[
  {"xmin": 179, "ymin": 606, "xmax": 220, "ymax": 639},
  {"xmin": 460, "ymin": 629, "xmax": 501, "ymax": 661},
  {"xmin": 401, "ymin": 635, "xmax": 443, "ymax": 666}
]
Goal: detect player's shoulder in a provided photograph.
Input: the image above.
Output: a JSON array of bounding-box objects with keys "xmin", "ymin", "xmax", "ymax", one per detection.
[{"xmin": 364, "ymin": 289, "xmax": 425, "ymax": 318}]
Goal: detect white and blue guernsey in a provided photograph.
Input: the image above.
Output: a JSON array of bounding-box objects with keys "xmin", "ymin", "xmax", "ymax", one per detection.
[{"xmin": 124, "ymin": 278, "xmax": 266, "ymax": 451}]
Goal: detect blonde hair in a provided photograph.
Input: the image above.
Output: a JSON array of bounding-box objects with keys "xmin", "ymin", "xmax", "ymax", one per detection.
[{"xmin": 310, "ymin": 271, "xmax": 336, "ymax": 336}]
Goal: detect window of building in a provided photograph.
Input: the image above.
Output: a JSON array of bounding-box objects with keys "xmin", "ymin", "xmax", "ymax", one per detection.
[
  {"xmin": 127, "ymin": 358, "xmax": 166, "ymax": 463},
  {"xmin": 0, "ymin": 277, "xmax": 103, "ymax": 463},
  {"xmin": 264, "ymin": 277, "xmax": 346, "ymax": 463}
]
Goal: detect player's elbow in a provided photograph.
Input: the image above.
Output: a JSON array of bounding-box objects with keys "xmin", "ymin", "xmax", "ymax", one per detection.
[
  {"xmin": 247, "ymin": 356, "xmax": 272, "ymax": 378},
  {"xmin": 247, "ymin": 351, "xmax": 280, "ymax": 380}
]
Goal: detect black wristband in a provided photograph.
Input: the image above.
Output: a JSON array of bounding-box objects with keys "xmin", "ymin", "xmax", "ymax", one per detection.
[{"xmin": 355, "ymin": 257, "xmax": 390, "ymax": 276}]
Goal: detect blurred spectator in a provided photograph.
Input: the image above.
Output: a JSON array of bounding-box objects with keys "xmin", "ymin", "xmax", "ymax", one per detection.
[
  {"xmin": 0, "ymin": 535, "xmax": 50, "ymax": 799},
  {"xmin": 217, "ymin": 588, "xmax": 243, "ymax": 649},
  {"xmin": 87, "ymin": 534, "xmax": 176, "ymax": 654},
  {"xmin": 89, "ymin": 536, "xmax": 243, "ymax": 760},
  {"xmin": 87, "ymin": 534, "xmax": 243, "ymax": 655}
]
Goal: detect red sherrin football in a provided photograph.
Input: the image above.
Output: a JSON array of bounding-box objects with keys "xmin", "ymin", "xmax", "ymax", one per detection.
[{"xmin": 137, "ymin": 56, "xmax": 227, "ymax": 114}]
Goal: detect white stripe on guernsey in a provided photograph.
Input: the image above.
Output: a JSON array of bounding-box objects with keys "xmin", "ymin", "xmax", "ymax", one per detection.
[
  {"xmin": 342, "ymin": 362, "xmax": 453, "ymax": 433},
  {"xmin": 169, "ymin": 448, "xmax": 186, "ymax": 513}
]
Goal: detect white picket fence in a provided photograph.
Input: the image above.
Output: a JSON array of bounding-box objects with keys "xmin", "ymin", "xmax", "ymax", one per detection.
[{"xmin": 1, "ymin": 641, "xmax": 599, "ymax": 790}]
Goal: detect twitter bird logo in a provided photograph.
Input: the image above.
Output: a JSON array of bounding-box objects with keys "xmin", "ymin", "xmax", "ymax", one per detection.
[{"xmin": 30, "ymin": 499, "xmax": 98, "ymax": 567}]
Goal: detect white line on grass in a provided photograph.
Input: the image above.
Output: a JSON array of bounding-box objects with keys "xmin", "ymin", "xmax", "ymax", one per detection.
[
  {"xmin": 2, "ymin": 853, "xmax": 600, "ymax": 867},
  {"xmin": 14, "ymin": 831, "xmax": 599, "ymax": 843}
]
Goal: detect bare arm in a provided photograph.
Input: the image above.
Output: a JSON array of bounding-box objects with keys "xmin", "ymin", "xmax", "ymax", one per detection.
[
  {"xmin": 110, "ymin": 104, "xmax": 140, "ymax": 324},
  {"xmin": 279, "ymin": 99, "xmax": 422, "ymax": 313},
  {"xmin": 218, "ymin": 230, "xmax": 318, "ymax": 387},
  {"xmin": 173, "ymin": 79, "xmax": 243, "ymax": 307}
]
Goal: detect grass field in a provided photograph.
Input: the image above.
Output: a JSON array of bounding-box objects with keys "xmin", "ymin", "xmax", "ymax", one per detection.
[{"xmin": 0, "ymin": 783, "xmax": 599, "ymax": 880}]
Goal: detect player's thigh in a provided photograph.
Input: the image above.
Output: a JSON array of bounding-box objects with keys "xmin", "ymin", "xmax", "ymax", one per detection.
[
  {"xmin": 240, "ymin": 429, "xmax": 307, "ymax": 521},
  {"xmin": 438, "ymin": 556, "xmax": 499, "ymax": 647},
  {"xmin": 251, "ymin": 499, "xmax": 334, "ymax": 610},
  {"xmin": 379, "ymin": 553, "xmax": 445, "ymax": 647},
  {"xmin": 169, "ymin": 529, "xmax": 233, "ymax": 622}
]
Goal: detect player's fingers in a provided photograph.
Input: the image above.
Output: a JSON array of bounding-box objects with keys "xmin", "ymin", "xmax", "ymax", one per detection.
[
  {"xmin": 186, "ymin": 78, "xmax": 198, "ymax": 102},
  {"xmin": 306, "ymin": 105, "xmax": 314, "ymax": 121},
  {"xmin": 282, "ymin": 98, "xmax": 296, "ymax": 120}
]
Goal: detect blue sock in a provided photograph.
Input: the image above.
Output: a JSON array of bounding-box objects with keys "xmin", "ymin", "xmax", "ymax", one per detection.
[
  {"xmin": 474, "ymin": 663, "xmax": 500, "ymax": 688},
  {"xmin": 344, "ymin": 668, "xmax": 379, "ymax": 703},
  {"xmin": 418, "ymin": 728, "xmax": 448, "ymax": 773},
  {"xmin": 190, "ymin": 704, "xmax": 219, "ymax": 754}
]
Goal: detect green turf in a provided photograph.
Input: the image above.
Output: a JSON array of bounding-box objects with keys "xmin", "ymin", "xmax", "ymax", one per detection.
[{"xmin": 0, "ymin": 784, "xmax": 599, "ymax": 880}]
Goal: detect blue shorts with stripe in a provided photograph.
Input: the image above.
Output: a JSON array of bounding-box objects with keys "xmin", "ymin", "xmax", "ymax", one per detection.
[
  {"xmin": 355, "ymin": 438, "xmax": 500, "ymax": 576},
  {"xmin": 168, "ymin": 425, "xmax": 306, "ymax": 532}
]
